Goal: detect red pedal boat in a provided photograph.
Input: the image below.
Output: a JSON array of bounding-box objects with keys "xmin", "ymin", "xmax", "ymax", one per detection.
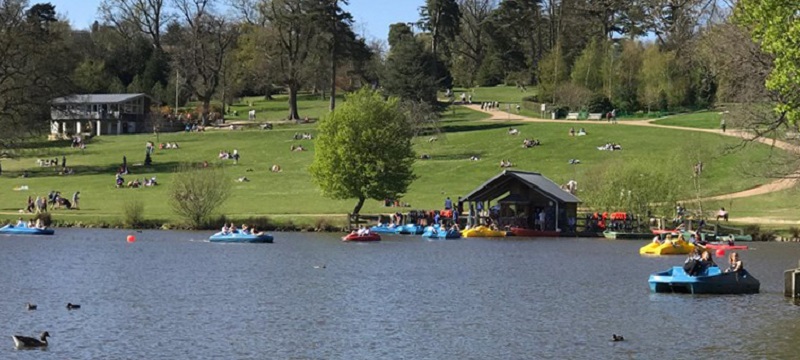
[
  {"xmin": 342, "ymin": 233, "xmax": 381, "ymax": 242},
  {"xmin": 704, "ymin": 243, "xmax": 748, "ymax": 251}
]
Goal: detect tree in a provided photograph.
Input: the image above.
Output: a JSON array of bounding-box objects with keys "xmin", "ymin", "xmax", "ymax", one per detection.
[
  {"xmin": 0, "ymin": 0, "xmax": 75, "ymax": 148},
  {"xmin": 537, "ymin": 41, "xmax": 568, "ymax": 104},
  {"xmin": 98, "ymin": 0, "xmax": 171, "ymax": 50},
  {"xmin": 258, "ymin": 0, "xmax": 319, "ymax": 120},
  {"xmin": 735, "ymin": 0, "xmax": 800, "ymax": 125},
  {"xmin": 169, "ymin": 165, "xmax": 231, "ymax": 229},
  {"xmin": 419, "ymin": 0, "xmax": 461, "ymax": 59},
  {"xmin": 570, "ymin": 38, "xmax": 605, "ymax": 92},
  {"xmin": 170, "ymin": 0, "xmax": 238, "ymax": 125},
  {"xmin": 382, "ymin": 25, "xmax": 439, "ymax": 104},
  {"xmin": 309, "ymin": 89, "xmax": 417, "ymax": 216}
]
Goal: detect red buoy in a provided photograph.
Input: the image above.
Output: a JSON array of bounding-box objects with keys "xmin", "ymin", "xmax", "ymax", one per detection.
[{"xmin": 127, "ymin": 235, "xmax": 136, "ymax": 243}]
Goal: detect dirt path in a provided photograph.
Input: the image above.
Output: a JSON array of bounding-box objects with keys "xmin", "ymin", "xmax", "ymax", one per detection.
[{"xmin": 463, "ymin": 104, "xmax": 800, "ymax": 201}]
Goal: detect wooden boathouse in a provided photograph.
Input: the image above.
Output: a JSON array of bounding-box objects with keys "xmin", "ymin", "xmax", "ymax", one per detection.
[{"xmin": 461, "ymin": 170, "xmax": 581, "ymax": 233}]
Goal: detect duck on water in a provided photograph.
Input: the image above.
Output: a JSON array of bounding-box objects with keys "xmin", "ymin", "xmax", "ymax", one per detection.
[{"xmin": 12, "ymin": 332, "xmax": 49, "ymax": 348}]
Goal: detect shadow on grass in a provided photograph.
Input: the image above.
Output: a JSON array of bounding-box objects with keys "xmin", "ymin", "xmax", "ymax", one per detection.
[
  {"xmin": 423, "ymin": 153, "xmax": 485, "ymax": 161},
  {"xmin": 441, "ymin": 123, "xmax": 517, "ymax": 134},
  {"xmin": 3, "ymin": 161, "xmax": 187, "ymax": 178}
]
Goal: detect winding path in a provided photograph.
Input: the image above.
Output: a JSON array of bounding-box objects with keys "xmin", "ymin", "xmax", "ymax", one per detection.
[{"xmin": 463, "ymin": 104, "xmax": 800, "ymax": 202}]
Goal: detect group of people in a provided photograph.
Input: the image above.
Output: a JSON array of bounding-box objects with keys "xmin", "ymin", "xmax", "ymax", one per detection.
[
  {"xmin": 522, "ymin": 138, "xmax": 541, "ymax": 148},
  {"xmin": 24, "ymin": 191, "xmax": 79, "ymax": 212},
  {"xmin": 292, "ymin": 132, "xmax": 313, "ymax": 140},
  {"xmin": 684, "ymin": 249, "xmax": 744, "ymax": 276},
  {"xmin": 290, "ymin": 144, "xmax": 306, "ymax": 152},
  {"xmin": 218, "ymin": 149, "xmax": 241, "ymax": 164},
  {"xmin": 597, "ymin": 143, "xmax": 623, "ymax": 151},
  {"xmin": 115, "ymin": 174, "xmax": 157, "ymax": 188},
  {"xmin": 220, "ymin": 223, "xmax": 266, "ymax": 236},
  {"xmin": 499, "ymin": 159, "xmax": 514, "ymax": 168},
  {"xmin": 480, "ymin": 101, "xmax": 500, "ymax": 110},
  {"xmin": 352, "ymin": 226, "xmax": 373, "ymax": 236},
  {"xmin": 13, "ymin": 217, "xmax": 46, "ymax": 229},
  {"xmin": 568, "ymin": 127, "xmax": 587, "ymax": 136},
  {"xmin": 71, "ymin": 137, "xmax": 86, "ymax": 150},
  {"xmin": 159, "ymin": 142, "xmax": 180, "ymax": 150}
]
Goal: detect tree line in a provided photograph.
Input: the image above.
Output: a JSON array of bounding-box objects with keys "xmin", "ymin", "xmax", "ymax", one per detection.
[{"xmin": 0, "ymin": 0, "xmax": 796, "ymax": 148}]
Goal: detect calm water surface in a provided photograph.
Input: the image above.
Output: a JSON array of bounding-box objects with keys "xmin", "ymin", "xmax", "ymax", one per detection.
[{"xmin": 2, "ymin": 229, "xmax": 800, "ymax": 359}]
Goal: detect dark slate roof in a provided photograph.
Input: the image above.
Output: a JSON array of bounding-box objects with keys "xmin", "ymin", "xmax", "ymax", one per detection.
[
  {"xmin": 462, "ymin": 170, "xmax": 581, "ymax": 204},
  {"xmin": 52, "ymin": 94, "xmax": 147, "ymax": 104}
]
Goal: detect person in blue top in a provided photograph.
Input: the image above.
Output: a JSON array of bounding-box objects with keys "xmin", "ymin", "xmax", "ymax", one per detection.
[
  {"xmin": 16, "ymin": 217, "xmax": 25, "ymax": 227},
  {"xmin": 444, "ymin": 197, "xmax": 452, "ymax": 210}
]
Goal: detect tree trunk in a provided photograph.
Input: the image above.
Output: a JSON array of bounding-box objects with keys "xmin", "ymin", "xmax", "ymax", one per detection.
[
  {"xmin": 330, "ymin": 54, "xmax": 337, "ymax": 111},
  {"xmin": 352, "ymin": 196, "xmax": 366, "ymax": 216},
  {"xmin": 202, "ymin": 99, "xmax": 210, "ymax": 126},
  {"xmin": 288, "ymin": 84, "xmax": 300, "ymax": 120}
]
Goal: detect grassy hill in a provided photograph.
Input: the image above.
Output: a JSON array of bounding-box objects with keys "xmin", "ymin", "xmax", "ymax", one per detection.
[{"xmin": 0, "ymin": 92, "xmax": 790, "ymax": 227}]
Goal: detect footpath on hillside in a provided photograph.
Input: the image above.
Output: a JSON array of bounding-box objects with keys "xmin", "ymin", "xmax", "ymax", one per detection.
[{"xmin": 464, "ymin": 105, "xmax": 800, "ymax": 219}]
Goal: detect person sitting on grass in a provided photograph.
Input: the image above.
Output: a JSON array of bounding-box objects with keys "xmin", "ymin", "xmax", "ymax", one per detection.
[
  {"xmin": 116, "ymin": 174, "xmax": 125, "ymax": 188},
  {"xmin": 271, "ymin": 164, "xmax": 282, "ymax": 172},
  {"xmin": 569, "ymin": 127, "xmax": 575, "ymax": 137},
  {"xmin": 577, "ymin": 128, "xmax": 587, "ymax": 136}
]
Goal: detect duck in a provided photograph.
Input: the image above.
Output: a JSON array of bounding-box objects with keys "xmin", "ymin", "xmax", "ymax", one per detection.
[
  {"xmin": 26, "ymin": 303, "xmax": 36, "ymax": 311},
  {"xmin": 313, "ymin": 265, "xmax": 327, "ymax": 269},
  {"xmin": 12, "ymin": 331, "xmax": 49, "ymax": 348},
  {"xmin": 66, "ymin": 303, "xmax": 80, "ymax": 310},
  {"xmin": 612, "ymin": 334, "xmax": 625, "ymax": 342}
]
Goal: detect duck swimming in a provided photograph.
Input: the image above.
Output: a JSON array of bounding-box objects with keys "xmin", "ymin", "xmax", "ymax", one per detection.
[
  {"xmin": 26, "ymin": 303, "xmax": 36, "ymax": 310},
  {"xmin": 612, "ymin": 334, "xmax": 625, "ymax": 342},
  {"xmin": 66, "ymin": 303, "xmax": 80, "ymax": 310},
  {"xmin": 12, "ymin": 331, "xmax": 49, "ymax": 348}
]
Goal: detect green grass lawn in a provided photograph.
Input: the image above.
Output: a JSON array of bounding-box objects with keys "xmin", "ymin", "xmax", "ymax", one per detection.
[
  {"xmin": 192, "ymin": 93, "xmax": 343, "ymax": 122},
  {"xmin": 0, "ymin": 98, "xmax": 784, "ymax": 226},
  {"xmin": 651, "ymin": 111, "xmax": 723, "ymax": 129},
  {"xmin": 448, "ymin": 85, "xmax": 533, "ymax": 104}
]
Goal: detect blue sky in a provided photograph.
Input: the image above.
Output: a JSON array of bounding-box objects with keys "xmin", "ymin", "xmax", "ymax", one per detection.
[{"xmin": 48, "ymin": 0, "xmax": 423, "ymax": 41}]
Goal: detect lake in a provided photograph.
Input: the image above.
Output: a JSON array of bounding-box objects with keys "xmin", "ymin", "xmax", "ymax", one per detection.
[{"xmin": 2, "ymin": 229, "xmax": 800, "ymax": 359}]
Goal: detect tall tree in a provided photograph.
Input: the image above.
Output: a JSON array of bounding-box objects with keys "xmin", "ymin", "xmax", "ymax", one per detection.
[
  {"xmin": 170, "ymin": 0, "xmax": 237, "ymax": 124},
  {"xmin": 309, "ymin": 89, "xmax": 417, "ymax": 216},
  {"xmin": 419, "ymin": 0, "xmax": 461, "ymax": 58},
  {"xmin": 382, "ymin": 24, "xmax": 438, "ymax": 104},
  {"xmin": 258, "ymin": 0, "xmax": 319, "ymax": 120},
  {"xmin": 451, "ymin": 0, "xmax": 494, "ymax": 87},
  {"xmin": 98, "ymin": 0, "xmax": 170, "ymax": 50},
  {"xmin": 0, "ymin": 1, "xmax": 74, "ymax": 148}
]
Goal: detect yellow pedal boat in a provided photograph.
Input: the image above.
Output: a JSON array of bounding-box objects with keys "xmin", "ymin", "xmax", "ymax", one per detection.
[
  {"xmin": 462, "ymin": 226, "xmax": 506, "ymax": 238},
  {"xmin": 639, "ymin": 239, "xmax": 702, "ymax": 255}
]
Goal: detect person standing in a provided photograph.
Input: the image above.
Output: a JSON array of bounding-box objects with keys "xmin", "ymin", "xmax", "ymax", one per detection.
[
  {"xmin": 61, "ymin": 155, "xmax": 66, "ymax": 169},
  {"xmin": 233, "ymin": 149, "xmax": 240, "ymax": 164},
  {"xmin": 72, "ymin": 191, "xmax": 80, "ymax": 210},
  {"xmin": 444, "ymin": 197, "xmax": 452, "ymax": 210},
  {"xmin": 720, "ymin": 118, "xmax": 726, "ymax": 133}
]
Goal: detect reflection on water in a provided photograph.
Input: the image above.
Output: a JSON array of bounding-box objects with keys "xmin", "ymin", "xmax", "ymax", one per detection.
[{"xmin": 1, "ymin": 229, "xmax": 800, "ymax": 359}]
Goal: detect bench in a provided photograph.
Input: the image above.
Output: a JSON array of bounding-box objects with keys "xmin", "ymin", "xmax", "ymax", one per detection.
[
  {"xmin": 566, "ymin": 112, "xmax": 580, "ymax": 120},
  {"xmin": 588, "ymin": 113, "xmax": 603, "ymax": 120}
]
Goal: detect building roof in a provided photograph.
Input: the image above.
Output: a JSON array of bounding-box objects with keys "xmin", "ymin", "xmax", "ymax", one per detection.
[
  {"xmin": 462, "ymin": 170, "xmax": 581, "ymax": 204},
  {"xmin": 52, "ymin": 94, "xmax": 147, "ymax": 105}
]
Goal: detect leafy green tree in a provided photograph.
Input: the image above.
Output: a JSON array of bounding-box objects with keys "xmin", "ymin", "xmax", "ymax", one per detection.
[
  {"xmin": 570, "ymin": 38, "xmax": 604, "ymax": 92},
  {"xmin": 735, "ymin": 0, "xmax": 800, "ymax": 125},
  {"xmin": 537, "ymin": 41, "xmax": 569, "ymax": 104},
  {"xmin": 638, "ymin": 45, "xmax": 674, "ymax": 112},
  {"xmin": 309, "ymin": 89, "xmax": 417, "ymax": 216},
  {"xmin": 382, "ymin": 26, "xmax": 438, "ymax": 104}
]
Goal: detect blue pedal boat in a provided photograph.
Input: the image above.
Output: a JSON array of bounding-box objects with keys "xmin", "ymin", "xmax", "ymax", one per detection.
[
  {"xmin": 209, "ymin": 231, "xmax": 273, "ymax": 243},
  {"xmin": 0, "ymin": 224, "xmax": 54, "ymax": 235},
  {"xmin": 648, "ymin": 266, "xmax": 760, "ymax": 294},
  {"xmin": 421, "ymin": 225, "xmax": 461, "ymax": 239},
  {"xmin": 395, "ymin": 224, "xmax": 424, "ymax": 235},
  {"xmin": 370, "ymin": 224, "xmax": 399, "ymax": 234}
]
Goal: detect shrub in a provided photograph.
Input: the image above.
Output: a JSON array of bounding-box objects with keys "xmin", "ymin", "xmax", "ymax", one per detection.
[
  {"xmin": 169, "ymin": 165, "xmax": 231, "ymax": 229},
  {"xmin": 34, "ymin": 212, "xmax": 51, "ymax": 227},
  {"xmin": 123, "ymin": 199, "xmax": 145, "ymax": 228},
  {"xmin": 790, "ymin": 226, "xmax": 800, "ymax": 240}
]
